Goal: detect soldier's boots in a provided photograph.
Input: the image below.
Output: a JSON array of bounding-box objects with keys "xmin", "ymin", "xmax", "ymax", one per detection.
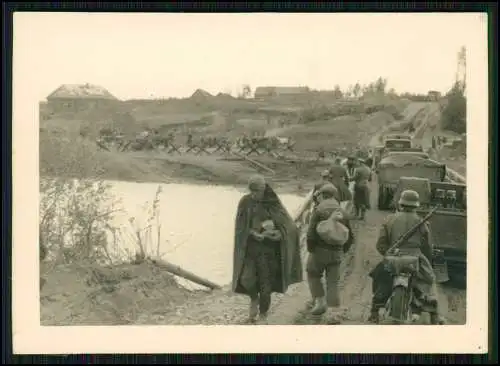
[
  {"xmin": 325, "ymin": 307, "xmax": 343, "ymax": 325},
  {"xmin": 248, "ymin": 297, "xmax": 259, "ymax": 323},
  {"xmin": 430, "ymin": 313, "xmax": 445, "ymax": 325},
  {"xmin": 310, "ymin": 297, "xmax": 328, "ymax": 316},
  {"xmin": 367, "ymin": 310, "xmax": 380, "ymax": 324},
  {"xmin": 257, "ymin": 313, "xmax": 269, "ymax": 325}
]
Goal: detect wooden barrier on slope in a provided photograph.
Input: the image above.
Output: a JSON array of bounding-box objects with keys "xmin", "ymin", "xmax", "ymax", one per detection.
[{"xmin": 232, "ymin": 151, "xmax": 276, "ymax": 175}]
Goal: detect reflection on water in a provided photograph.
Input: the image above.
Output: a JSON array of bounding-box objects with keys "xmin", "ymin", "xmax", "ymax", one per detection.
[{"xmin": 108, "ymin": 181, "xmax": 304, "ymax": 288}]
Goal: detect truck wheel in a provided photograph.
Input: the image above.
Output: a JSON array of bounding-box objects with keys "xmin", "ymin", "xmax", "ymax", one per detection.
[{"xmin": 378, "ymin": 186, "xmax": 385, "ymax": 210}]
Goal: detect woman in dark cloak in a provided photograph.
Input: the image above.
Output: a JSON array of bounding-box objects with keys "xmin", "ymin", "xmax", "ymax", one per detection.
[{"xmin": 232, "ymin": 175, "xmax": 303, "ymax": 324}]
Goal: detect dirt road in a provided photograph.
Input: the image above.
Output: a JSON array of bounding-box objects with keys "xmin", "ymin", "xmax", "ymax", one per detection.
[{"xmin": 150, "ymin": 174, "xmax": 465, "ymax": 326}]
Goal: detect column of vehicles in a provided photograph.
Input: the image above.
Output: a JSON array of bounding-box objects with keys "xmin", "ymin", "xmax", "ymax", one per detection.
[
  {"xmin": 373, "ymin": 133, "xmax": 466, "ymax": 268},
  {"xmin": 369, "ymin": 133, "xmax": 467, "ymax": 322},
  {"xmin": 367, "ymin": 133, "xmax": 466, "ymax": 323}
]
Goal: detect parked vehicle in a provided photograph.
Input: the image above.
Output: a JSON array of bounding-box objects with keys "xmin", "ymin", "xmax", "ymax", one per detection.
[
  {"xmin": 384, "ymin": 133, "xmax": 412, "ymax": 142},
  {"xmin": 384, "ymin": 138, "xmax": 412, "ymax": 150},
  {"xmin": 377, "ymin": 155, "xmax": 446, "ymax": 210},
  {"xmin": 372, "ymin": 145, "xmax": 425, "ymax": 170},
  {"xmin": 391, "ymin": 177, "xmax": 467, "ymax": 279},
  {"xmin": 384, "ymin": 150, "xmax": 429, "ymax": 160}
]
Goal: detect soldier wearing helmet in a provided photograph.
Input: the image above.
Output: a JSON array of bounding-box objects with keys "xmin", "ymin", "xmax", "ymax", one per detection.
[
  {"xmin": 328, "ymin": 158, "xmax": 352, "ymax": 202},
  {"xmin": 345, "ymin": 155, "xmax": 357, "ymax": 181},
  {"xmin": 316, "ymin": 182, "xmax": 338, "ymax": 202},
  {"xmin": 305, "ymin": 183, "xmax": 347, "ymax": 324},
  {"xmin": 367, "ymin": 190, "xmax": 444, "ymax": 324},
  {"xmin": 352, "ymin": 158, "xmax": 372, "ymax": 220},
  {"xmin": 312, "ymin": 170, "xmax": 335, "ymax": 206}
]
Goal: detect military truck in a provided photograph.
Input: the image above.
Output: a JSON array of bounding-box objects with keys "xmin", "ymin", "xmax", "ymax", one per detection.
[
  {"xmin": 376, "ymin": 154, "xmax": 446, "ymax": 210},
  {"xmin": 372, "ymin": 146, "xmax": 426, "ymax": 171},
  {"xmin": 384, "ymin": 138, "xmax": 412, "ymax": 150},
  {"xmin": 383, "ymin": 150, "xmax": 429, "ymax": 160},
  {"xmin": 391, "ymin": 177, "xmax": 467, "ymax": 278},
  {"xmin": 384, "ymin": 133, "xmax": 412, "ymax": 142}
]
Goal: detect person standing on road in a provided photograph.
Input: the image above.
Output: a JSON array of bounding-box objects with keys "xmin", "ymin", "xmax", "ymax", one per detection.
[
  {"xmin": 367, "ymin": 190, "xmax": 444, "ymax": 325},
  {"xmin": 364, "ymin": 153, "xmax": 374, "ymax": 174},
  {"xmin": 352, "ymin": 159, "xmax": 372, "ymax": 220},
  {"xmin": 232, "ymin": 175, "xmax": 303, "ymax": 324},
  {"xmin": 312, "ymin": 170, "xmax": 334, "ymax": 206},
  {"xmin": 329, "ymin": 158, "xmax": 352, "ymax": 202},
  {"xmin": 305, "ymin": 183, "xmax": 352, "ymax": 324},
  {"xmin": 345, "ymin": 156, "xmax": 357, "ymax": 182}
]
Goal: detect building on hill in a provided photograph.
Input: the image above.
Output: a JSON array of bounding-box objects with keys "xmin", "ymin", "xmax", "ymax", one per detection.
[
  {"xmin": 427, "ymin": 90, "xmax": 441, "ymax": 101},
  {"xmin": 216, "ymin": 92, "xmax": 234, "ymax": 99},
  {"xmin": 39, "ymin": 101, "xmax": 50, "ymax": 121},
  {"xmin": 190, "ymin": 89, "xmax": 213, "ymax": 101},
  {"xmin": 254, "ymin": 86, "xmax": 310, "ymax": 99},
  {"xmin": 275, "ymin": 86, "xmax": 310, "ymax": 96},
  {"xmin": 254, "ymin": 87, "xmax": 276, "ymax": 99},
  {"xmin": 45, "ymin": 83, "xmax": 119, "ymax": 113}
]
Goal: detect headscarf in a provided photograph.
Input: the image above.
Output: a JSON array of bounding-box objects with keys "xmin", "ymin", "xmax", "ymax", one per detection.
[{"xmin": 248, "ymin": 174, "xmax": 266, "ymax": 192}]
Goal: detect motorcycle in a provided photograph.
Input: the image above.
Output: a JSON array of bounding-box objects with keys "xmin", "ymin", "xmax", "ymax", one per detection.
[
  {"xmin": 381, "ymin": 252, "xmax": 422, "ymax": 324},
  {"xmin": 380, "ymin": 251, "xmax": 441, "ymax": 324}
]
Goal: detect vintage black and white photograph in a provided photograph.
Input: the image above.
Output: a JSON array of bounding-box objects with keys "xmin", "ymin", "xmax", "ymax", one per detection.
[{"xmin": 12, "ymin": 12, "xmax": 488, "ymax": 354}]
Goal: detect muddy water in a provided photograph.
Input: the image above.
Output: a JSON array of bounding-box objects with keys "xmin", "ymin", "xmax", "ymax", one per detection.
[{"xmin": 108, "ymin": 181, "xmax": 304, "ymax": 289}]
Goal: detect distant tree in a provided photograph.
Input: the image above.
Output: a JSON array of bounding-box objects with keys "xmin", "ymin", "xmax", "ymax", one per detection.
[
  {"xmin": 441, "ymin": 81, "xmax": 466, "ymax": 134},
  {"xmin": 239, "ymin": 84, "xmax": 252, "ymax": 99},
  {"xmin": 362, "ymin": 83, "xmax": 374, "ymax": 96},
  {"xmin": 353, "ymin": 83, "xmax": 361, "ymax": 98},
  {"xmin": 333, "ymin": 85, "xmax": 343, "ymax": 99},
  {"xmin": 374, "ymin": 77, "xmax": 388, "ymax": 94}
]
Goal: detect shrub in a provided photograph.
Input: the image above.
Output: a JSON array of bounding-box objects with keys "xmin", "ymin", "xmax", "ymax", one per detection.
[
  {"xmin": 39, "ymin": 178, "xmax": 121, "ymax": 265},
  {"xmin": 441, "ymin": 82, "xmax": 466, "ymax": 134},
  {"xmin": 40, "ymin": 179, "xmax": 166, "ymax": 266}
]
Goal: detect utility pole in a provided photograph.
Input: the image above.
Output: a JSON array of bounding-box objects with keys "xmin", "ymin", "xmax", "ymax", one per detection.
[{"xmin": 456, "ymin": 46, "xmax": 466, "ymax": 95}]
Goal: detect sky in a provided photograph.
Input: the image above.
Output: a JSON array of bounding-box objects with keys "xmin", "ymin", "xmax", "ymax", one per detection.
[{"xmin": 14, "ymin": 12, "xmax": 486, "ymax": 101}]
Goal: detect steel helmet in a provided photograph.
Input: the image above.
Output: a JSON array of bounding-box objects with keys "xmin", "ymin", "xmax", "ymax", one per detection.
[
  {"xmin": 398, "ymin": 189, "xmax": 420, "ymax": 208},
  {"xmin": 317, "ymin": 183, "xmax": 338, "ymax": 197},
  {"xmin": 320, "ymin": 169, "xmax": 331, "ymax": 178}
]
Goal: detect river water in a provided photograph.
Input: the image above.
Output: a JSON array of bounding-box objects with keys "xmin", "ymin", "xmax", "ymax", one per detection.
[{"xmin": 106, "ymin": 181, "xmax": 304, "ymax": 289}]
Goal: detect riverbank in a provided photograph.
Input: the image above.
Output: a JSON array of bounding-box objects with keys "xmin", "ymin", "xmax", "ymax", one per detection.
[{"xmin": 40, "ymin": 260, "xmax": 214, "ymax": 325}]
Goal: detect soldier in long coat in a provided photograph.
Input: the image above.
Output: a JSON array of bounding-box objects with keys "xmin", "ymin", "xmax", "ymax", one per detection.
[
  {"xmin": 352, "ymin": 160, "xmax": 372, "ymax": 220},
  {"xmin": 232, "ymin": 175, "xmax": 303, "ymax": 324}
]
